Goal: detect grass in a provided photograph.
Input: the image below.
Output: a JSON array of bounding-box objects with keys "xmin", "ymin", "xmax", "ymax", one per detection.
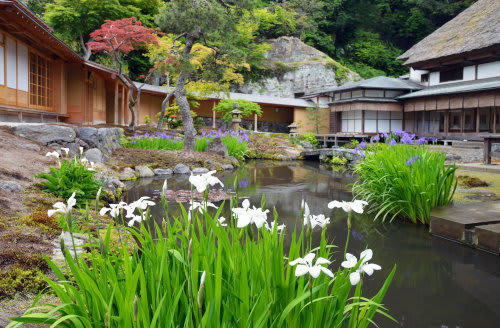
[
  {"xmin": 352, "ymin": 143, "xmax": 457, "ymax": 224},
  {"xmin": 9, "ymin": 192, "xmax": 396, "ymax": 327}
]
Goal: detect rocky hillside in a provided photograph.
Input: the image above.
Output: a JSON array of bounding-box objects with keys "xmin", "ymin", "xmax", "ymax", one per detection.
[{"xmin": 236, "ymin": 37, "xmax": 360, "ymax": 98}]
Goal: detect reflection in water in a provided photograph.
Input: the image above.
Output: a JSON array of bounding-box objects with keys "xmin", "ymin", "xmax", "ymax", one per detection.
[{"xmin": 125, "ymin": 160, "xmax": 500, "ymax": 328}]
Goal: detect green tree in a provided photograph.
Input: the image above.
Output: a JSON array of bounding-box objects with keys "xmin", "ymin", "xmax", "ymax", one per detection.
[
  {"xmin": 154, "ymin": 0, "xmax": 258, "ymax": 151},
  {"xmin": 214, "ymin": 99, "xmax": 262, "ymax": 123},
  {"xmin": 305, "ymin": 104, "xmax": 328, "ymax": 134},
  {"xmin": 43, "ymin": 0, "xmax": 162, "ymax": 60}
]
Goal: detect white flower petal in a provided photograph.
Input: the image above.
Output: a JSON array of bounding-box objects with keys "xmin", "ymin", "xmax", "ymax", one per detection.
[
  {"xmin": 360, "ymin": 249, "xmax": 373, "ymax": 263},
  {"xmin": 362, "ymin": 263, "xmax": 381, "ymax": 276},
  {"xmin": 242, "ymin": 199, "xmax": 250, "ymax": 209},
  {"xmin": 341, "ymin": 253, "xmax": 357, "ymax": 268},
  {"xmin": 327, "ymin": 200, "xmax": 343, "ymax": 209},
  {"xmin": 320, "ymin": 267, "xmax": 335, "ymax": 278},
  {"xmin": 236, "ymin": 214, "xmax": 251, "ymax": 228},
  {"xmin": 349, "ymin": 271, "xmax": 361, "ymax": 286},
  {"xmin": 294, "ymin": 264, "xmax": 310, "ymax": 277},
  {"xmin": 309, "ymin": 266, "xmax": 321, "ymax": 278},
  {"xmin": 289, "ymin": 257, "xmax": 307, "ymax": 266},
  {"xmin": 315, "ymin": 257, "xmax": 331, "ymax": 266},
  {"xmin": 303, "ymin": 253, "xmax": 316, "ymax": 266}
]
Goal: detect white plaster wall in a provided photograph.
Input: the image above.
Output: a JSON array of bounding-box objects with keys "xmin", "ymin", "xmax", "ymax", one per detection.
[
  {"xmin": 409, "ymin": 68, "xmax": 429, "ymax": 84},
  {"xmin": 6, "ymin": 37, "xmax": 16, "ymax": 89},
  {"xmin": 17, "ymin": 43, "xmax": 28, "ymax": 92},
  {"xmin": 477, "ymin": 61, "xmax": 500, "ymax": 79},
  {"xmin": 429, "ymin": 72, "xmax": 440, "ymax": 86},
  {"xmin": 463, "ymin": 65, "xmax": 476, "ymax": 81}
]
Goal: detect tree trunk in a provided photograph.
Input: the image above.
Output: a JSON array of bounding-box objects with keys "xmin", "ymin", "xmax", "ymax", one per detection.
[
  {"xmin": 117, "ymin": 74, "xmax": 137, "ymax": 131},
  {"xmin": 157, "ymin": 29, "xmax": 200, "ymax": 151},
  {"xmin": 80, "ymin": 34, "xmax": 92, "ymax": 61}
]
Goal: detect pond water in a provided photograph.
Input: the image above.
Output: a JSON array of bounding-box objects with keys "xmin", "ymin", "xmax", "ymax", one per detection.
[{"xmin": 125, "ymin": 160, "xmax": 500, "ymax": 328}]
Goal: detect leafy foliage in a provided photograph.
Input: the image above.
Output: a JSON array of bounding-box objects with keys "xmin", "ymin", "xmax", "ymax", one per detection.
[
  {"xmin": 301, "ymin": 132, "xmax": 319, "ymax": 148},
  {"xmin": 352, "ymin": 143, "xmax": 457, "ymax": 224},
  {"xmin": 35, "ymin": 157, "xmax": 101, "ymax": 207},
  {"xmin": 214, "ymin": 99, "xmax": 262, "ymax": 123},
  {"xmin": 9, "ymin": 194, "xmax": 396, "ymax": 327}
]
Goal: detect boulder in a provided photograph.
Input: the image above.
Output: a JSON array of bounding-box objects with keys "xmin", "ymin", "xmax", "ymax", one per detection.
[
  {"xmin": 120, "ymin": 167, "xmax": 137, "ymax": 180},
  {"xmin": 0, "ymin": 181, "xmax": 22, "ymax": 193},
  {"xmin": 22, "ymin": 143, "xmax": 41, "ymax": 152},
  {"xmin": 83, "ymin": 148, "xmax": 104, "ymax": 163},
  {"xmin": 174, "ymin": 163, "xmax": 191, "ymax": 175},
  {"xmin": 11, "ymin": 125, "xmax": 75, "ymax": 145},
  {"xmin": 76, "ymin": 127, "xmax": 98, "ymax": 148},
  {"xmin": 135, "ymin": 165, "xmax": 154, "ymax": 178},
  {"xmin": 154, "ymin": 168, "xmax": 173, "ymax": 176},
  {"xmin": 223, "ymin": 164, "xmax": 234, "ymax": 171},
  {"xmin": 205, "ymin": 137, "xmax": 228, "ymax": 157},
  {"xmin": 300, "ymin": 141, "xmax": 313, "ymax": 149},
  {"xmin": 192, "ymin": 167, "xmax": 209, "ymax": 174},
  {"xmin": 226, "ymin": 156, "xmax": 239, "ymax": 167}
]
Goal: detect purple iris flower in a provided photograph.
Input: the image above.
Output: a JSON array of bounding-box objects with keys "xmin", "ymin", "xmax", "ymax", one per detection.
[
  {"xmin": 394, "ymin": 129, "xmax": 404, "ymax": 137},
  {"xmin": 406, "ymin": 155, "xmax": 419, "ymax": 166},
  {"xmin": 429, "ymin": 137, "xmax": 437, "ymax": 144},
  {"xmin": 373, "ymin": 134, "xmax": 380, "ymax": 142},
  {"xmin": 383, "ymin": 132, "xmax": 390, "ymax": 139},
  {"xmin": 359, "ymin": 141, "xmax": 367, "ymax": 149},
  {"xmin": 416, "ymin": 137, "xmax": 426, "ymax": 145},
  {"xmin": 134, "ymin": 133, "xmax": 139, "ymax": 138},
  {"xmin": 389, "ymin": 138, "xmax": 397, "ymax": 146}
]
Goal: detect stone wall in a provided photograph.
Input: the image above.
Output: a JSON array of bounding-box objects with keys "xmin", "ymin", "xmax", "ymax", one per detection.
[
  {"xmin": 10, "ymin": 124, "xmax": 123, "ymax": 163},
  {"xmin": 201, "ymin": 118, "xmax": 290, "ymax": 133}
]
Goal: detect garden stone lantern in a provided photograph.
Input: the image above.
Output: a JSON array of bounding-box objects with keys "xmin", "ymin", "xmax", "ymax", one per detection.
[
  {"xmin": 230, "ymin": 103, "xmax": 242, "ymax": 132},
  {"xmin": 288, "ymin": 122, "xmax": 298, "ymax": 136}
]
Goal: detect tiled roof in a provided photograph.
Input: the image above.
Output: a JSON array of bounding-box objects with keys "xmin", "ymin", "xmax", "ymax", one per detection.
[
  {"xmin": 305, "ymin": 76, "xmax": 422, "ymax": 95},
  {"xmin": 134, "ymin": 82, "xmax": 327, "ymax": 108},
  {"xmin": 398, "ymin": 77, "xmax": 500, "ymax": 99}
]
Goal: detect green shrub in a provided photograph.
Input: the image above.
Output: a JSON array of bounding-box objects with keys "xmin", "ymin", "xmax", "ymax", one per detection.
[
  {"xmin": 35, "ymin": 157, "xmax": 101, "ymax": 207},
  {"xmin": 214, "ymin": 99, "xmax": 262, "ymax": 123},
  {"xmin": 145, "ymin": 115, "xmax": 151, "ymax": 124},
  {"xmin": 289, "ymin": 135, "xmax": 300, "ymax": 145},
  {"xmin": 352, "ymin": 144, "xmax": 457, "ymax": 224},
  {"xmin": 330, "ymin": 156, "xmax": 349, "ymax": 167},
  {"xmin": 343, "ymin": 139, "xmax": 359, "ymax": 149},
  {"xmin": 301, "ymin": 132, "xmax": 319, "ymax": 147}
]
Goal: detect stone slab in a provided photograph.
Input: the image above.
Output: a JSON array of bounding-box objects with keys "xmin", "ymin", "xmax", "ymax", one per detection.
[
  {"xmin": 430, "ymin": 201, "xmax": 500, "ymax": 242},
  {"xmin": 475, "ymin": 223, "xmax": 500, "ymax": 254}
]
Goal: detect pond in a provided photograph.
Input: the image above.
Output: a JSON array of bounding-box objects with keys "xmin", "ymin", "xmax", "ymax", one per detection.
[{"xmin": 125, "ymin": 160, "xmax": 500, "ymax": 328}]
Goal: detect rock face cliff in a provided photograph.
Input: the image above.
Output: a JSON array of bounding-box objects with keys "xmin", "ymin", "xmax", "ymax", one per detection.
[{"xmin": 236, "ymin": 37, "xmax": 359, "ymax": 98}]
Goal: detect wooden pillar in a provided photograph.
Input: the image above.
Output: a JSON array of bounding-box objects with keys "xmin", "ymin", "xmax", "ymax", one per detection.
[
  {"xmin": 120, "ymin": 84, "xmax": 125, "ymax": 125},
  {"xmin": 254, "ymin": 113, "xmax": 257, "ymax": 132},
  {"xmin": 136, "ymin": 89, "xmax": 140, "ymax": 126},
  {"xmin": 361, "ymin": 110, "xmax": 365, "ymax": 134},
  {"xmin": 124, "ymin": 87, "xmax": 129, "ymax": 126},
  {"xmin": 114, "ymin": 80, "xmax": 119, "ymax": 124},
  {"xmin": 444, "ymin": 109, "xmax": 449, "ymax": 136},
  {"xmin": 484, "ymin": 137, "xmax": 492, "ymax": 164},
  {"xmin": 493, "ymin": 107, "xmax": 497, "ymax": 133},
  {"xmin": 212, "ymin": 100, "xmax": 216, "ymax": 129},
  {"xmin": 476, "ymin": 108, "xmax": 480, "ymax": 133}
]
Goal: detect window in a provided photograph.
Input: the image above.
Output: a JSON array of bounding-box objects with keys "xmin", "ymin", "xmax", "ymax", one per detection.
[
  {"xmin": 341, "ymin": 110, "xmax": 362, "ymax": 133},
  {"xmin": 437, "ymin": 111, "xmax": 445, "ymax": 133},
  {"xmin": 421, "ymin": 73, "xmax": 429, "ymax": 83},
  {"xmin": 479, "ymin": 108, "xmax": 491, "ymax": 132},
  {"xmin": 440, "ymin": 68, "xmax": 463, "ymax": 83},
  {"xmin": 29, "ymin": 52, "xmax": 53, "ymax": 110},
  {"xmin": 463, "ymin": 108, "xmax": 476, "ymax": 132},
  {"xmin": 448, "ymin": 110, "xmax": 462, "ymax": 132}
]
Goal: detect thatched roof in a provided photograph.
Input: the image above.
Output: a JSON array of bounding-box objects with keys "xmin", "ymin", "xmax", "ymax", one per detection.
[{"xmin": 398, "ymin": 0, "xmax": 500, "ymax": 67}]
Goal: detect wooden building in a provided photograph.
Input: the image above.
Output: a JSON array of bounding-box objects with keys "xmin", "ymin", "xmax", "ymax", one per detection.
[
  {"xmin": 135, "ymin": 83, "xmax": 326, "ymax": 134},
  {"xmin": 396, "ymin": 0, "xmax": 500, "ymax": 139},
  {"xmin": 0, "ymin": 0, "xmax": 130, "ymax": 125}
]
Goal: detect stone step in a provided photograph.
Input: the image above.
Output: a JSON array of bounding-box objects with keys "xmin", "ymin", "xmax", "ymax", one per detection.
[{"xmin": 430, "ymin": 201, "xmax": 500, "ymax": 254}]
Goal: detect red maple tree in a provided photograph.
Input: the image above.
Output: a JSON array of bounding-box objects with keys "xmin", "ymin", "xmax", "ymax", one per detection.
[{"xmin": 87, "ymin": 17, "xmax": 159, "ymax": 129}]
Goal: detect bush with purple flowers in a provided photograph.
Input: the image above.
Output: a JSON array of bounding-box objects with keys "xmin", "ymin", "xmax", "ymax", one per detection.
[{"xmin": 353, "ymin": 131, "xmax": 457, "ymax": 224}]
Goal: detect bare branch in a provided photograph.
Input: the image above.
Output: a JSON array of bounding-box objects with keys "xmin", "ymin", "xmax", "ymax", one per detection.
[
  {"xmin": 201, "ymin": 32, "xmax": 219, "ymax": 54},
  {"xmin": 215, "ymin": 0, "xmax": 233, "ymax": 9}
]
